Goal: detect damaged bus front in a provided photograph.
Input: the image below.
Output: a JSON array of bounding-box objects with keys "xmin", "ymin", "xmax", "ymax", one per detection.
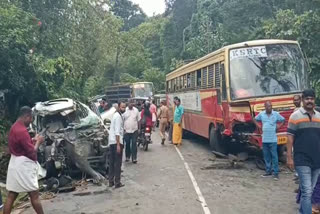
[{"xmin": 225, "ymin": 41, "xmax": 308, "ymax": 155}]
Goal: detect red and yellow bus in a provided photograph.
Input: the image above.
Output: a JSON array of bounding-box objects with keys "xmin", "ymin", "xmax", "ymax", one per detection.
[{"xmin": 166, "ymin": 39, "xmax": 308, "ymax": 153}]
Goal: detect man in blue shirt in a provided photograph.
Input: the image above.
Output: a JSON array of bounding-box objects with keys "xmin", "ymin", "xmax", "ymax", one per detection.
[
  {"xmin": 254, "ymin": 101, "xmax": 285, "ymax": 180},
  {"xmin": 173, "ymin": 98, "xmax": 184, "ymax": 145}
]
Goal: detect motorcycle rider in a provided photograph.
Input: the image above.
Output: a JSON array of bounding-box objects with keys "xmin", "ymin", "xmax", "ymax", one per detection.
[{"xmin": 139, "ymin": 101, "xmax": 153, "ymax": 138}]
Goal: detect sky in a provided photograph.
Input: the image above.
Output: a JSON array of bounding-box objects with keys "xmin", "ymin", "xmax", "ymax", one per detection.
[{"xmin": 130, "ymin": 0, "xmax": 166, "ymax": 16}]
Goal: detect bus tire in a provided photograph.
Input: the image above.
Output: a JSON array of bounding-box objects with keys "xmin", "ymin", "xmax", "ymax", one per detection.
[
  {"xmin": 182, "ymin": 129, "xmax": 191, "ymax": 139},
  {"xmin": 209, "ymin": 127, "xmax": 227, "ymax": 154},
  {"xmin": 255, "ymin": 157, "xmax": 266, "ymax": 170},
  {"xmin": 278, "ymin": 145, "xmax": 287, "ymax": 163}
]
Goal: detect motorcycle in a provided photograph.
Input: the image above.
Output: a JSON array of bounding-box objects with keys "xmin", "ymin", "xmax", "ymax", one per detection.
[{"xmin": 138, "ymin": 125, "xmax": 152, "ymax": 151}]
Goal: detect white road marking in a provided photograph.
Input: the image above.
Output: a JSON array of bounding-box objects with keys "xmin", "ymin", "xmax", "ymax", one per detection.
[{"xmin": 174, "ymin": 146, "xmax": 212, "ymax": 214}]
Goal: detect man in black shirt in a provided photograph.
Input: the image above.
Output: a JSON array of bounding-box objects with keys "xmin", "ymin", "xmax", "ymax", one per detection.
[{"xmin": 287, "ymin": 89, "xmax": 320, "ymax": 214}]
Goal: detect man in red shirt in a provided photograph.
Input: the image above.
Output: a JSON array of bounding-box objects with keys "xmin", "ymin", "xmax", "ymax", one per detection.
[{"xmin": 4, "ymin": 106, "xmax": 44, "ymax": 214}]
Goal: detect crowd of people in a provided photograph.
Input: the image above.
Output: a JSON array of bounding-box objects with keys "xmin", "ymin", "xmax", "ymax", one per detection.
[
  {"xmin": 2, "ymin": 90, "xmax": 320, "ymax": 214},
  {"xmin": 107, "ymin": 97, "xmax": 184, "ymax": 189}
]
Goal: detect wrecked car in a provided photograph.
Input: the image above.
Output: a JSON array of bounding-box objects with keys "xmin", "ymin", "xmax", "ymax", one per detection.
[{"xmin": 32, "ymin": 98, "xmax": 109, "ymax": 184}]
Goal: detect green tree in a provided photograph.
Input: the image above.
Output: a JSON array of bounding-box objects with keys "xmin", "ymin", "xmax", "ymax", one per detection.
[
  {"xmin": 143, "ymin": 68, "xmax": 166, "ymax": 93},
  {"xmin": 0, "ymin": 3, "xmax": 47, "ymax": 117},
  {"xmin": 161, "ymin": 0, "xmax": 197, "ymax": 72},
  {"xmin": 260, "ymin": 9, "xmax": 320, "ymax": 95},
  {"xmin": 109, "ymin": 0, "xmax": 146, "ymax": 31}
]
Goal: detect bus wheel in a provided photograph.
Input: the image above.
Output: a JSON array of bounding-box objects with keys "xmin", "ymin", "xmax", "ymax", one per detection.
[
  {"xmin": 278, "ymin": 145, "xmax": 287, "ymax": 163},
  {"xmin": 182, "ymin": 129, "xmax": 191, "ymax": 139},
  {"xmin": 209, "ymin": 127, "xmax": 227, "ymax": 154},
  {"xmin": 255, "ymin": 157, "xmax": 266, "ymax": 170}
]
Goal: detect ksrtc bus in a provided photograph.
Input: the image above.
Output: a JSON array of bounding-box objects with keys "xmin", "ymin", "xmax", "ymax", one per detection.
[{"xmin": 166, "ymin": 39, "xmax": 308, "ymax": 154}]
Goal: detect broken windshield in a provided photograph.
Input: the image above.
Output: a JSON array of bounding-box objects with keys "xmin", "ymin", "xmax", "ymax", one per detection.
[{"xmin": 229, "ymin": 44, "xmax": 307, "ymax": 100}]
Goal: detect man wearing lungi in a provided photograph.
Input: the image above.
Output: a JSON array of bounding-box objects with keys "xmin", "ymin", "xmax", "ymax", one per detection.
[
  {"xmin": 173, "ymin": 98, "xmax": 184, "ymax": 146},
  {"xmin": 4, "ymin": 106, "xmax": 44, "ymax": 214}
]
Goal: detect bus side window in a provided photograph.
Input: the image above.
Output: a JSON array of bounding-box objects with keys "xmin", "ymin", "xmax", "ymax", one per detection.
[
  {"xmin": 214, "ymin": 63, "xmax": 220, "ymax": 88},
  {"xmin": 177, "ymin": 76, "xmax": 179, "ymax": 91},
  {"xmin": 221, "ymin": 63, "xmax": 227, "ymax": 100},
  {"xmin": 202, "ymin": 67, "xmax": 208, "ymax": 89},
  {"xmin": 208, "ymin": 65, "xmax": 214, "ymax": 88},
  {"xmin": 191, "ymin": 71, "xmax": 195, "ymax": 89},
  {"xmin": 214, "ymin": 62, "xmax": 222, "ymax": 104},
  {"xmin": 196, "ymin": 70, "xmax": 201, "ymax": 88},
  {"xmin": 187, "ymin": 73, "xmax": 191, "ymax": 88},
  {"xmin": 175, "ymin": 78, "xmax": 177, "ymax": 91}
]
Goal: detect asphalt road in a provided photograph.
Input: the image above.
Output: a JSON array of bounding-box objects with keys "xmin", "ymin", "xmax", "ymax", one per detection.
[{"xmin": 19, "ymin": 130, "xmax": 298, "ymax": 214}]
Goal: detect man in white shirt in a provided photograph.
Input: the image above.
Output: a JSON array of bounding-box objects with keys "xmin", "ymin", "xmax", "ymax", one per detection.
[
  {"xmin": 108, "ymin": 101, "xmax": 126, "ymax": 188},
  {"xmin": 123, "ymin": 100, "xmax": 140, "ymax": 163}
]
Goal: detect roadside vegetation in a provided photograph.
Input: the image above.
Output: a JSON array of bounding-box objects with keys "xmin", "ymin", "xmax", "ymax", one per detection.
[{"xmin": 1, "ymin": 0, "xmax": 319, "ymax": 143}]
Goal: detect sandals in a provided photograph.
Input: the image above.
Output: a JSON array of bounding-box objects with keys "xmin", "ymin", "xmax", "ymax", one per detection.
[{"xmin": 115, "ymin": 183, "xmax": 125, "ymax": 189}]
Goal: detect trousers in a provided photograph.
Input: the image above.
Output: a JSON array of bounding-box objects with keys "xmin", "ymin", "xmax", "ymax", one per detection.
[
  {"xmin": 262, "ymin": 143, "xmax": 279, "ymax": 175},
  {"xmin": 124, "ymin": 131, "xmax": 138, "ymax": 160},
  {"xmin": 159, "ymin": 118, "xmax": 168, "ymax": 140},
  {"xmin": 296, "ymin": 166, "xmax": 320, "ymax": 214},
  {"xmin": 109, "ymin": 144, "xmax": 123, "ymax": 185}
]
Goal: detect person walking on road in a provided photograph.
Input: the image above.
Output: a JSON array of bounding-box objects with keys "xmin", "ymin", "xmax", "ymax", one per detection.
[
  {"xmin": 158, "ymin": 100, "xmax": 169, "ymax": 145},
  {"xmin": 123, "ymin": 100, "xmax": 139, "ymax": 163},
  {"xmin": 173, "ymin": 98, "xmax": 184, "ymax": 146},
  {"xmin": 150, "ymin": 100, "xmax": 157, "ymax": 131},
  {"xmin": 287, "ymin": 89, "xmax": 320, "ymax": 214},
  {"xmin": 294, "ymin": 95, "xmax": 302, "ymax": 112},
  {"xmin": 108, "ymin": 101, "xmax": 126, "ymax": 189},
  {"xmin": 168, "ymin": 97, "xmax": 178, "ymax": 144},
  {"xmin": 253, "ymin": 101, "xmax": 285, "ymax": 180},
  {"xmin": 4, "ymin": 107, "xmax": 45, "ymax": 214}
]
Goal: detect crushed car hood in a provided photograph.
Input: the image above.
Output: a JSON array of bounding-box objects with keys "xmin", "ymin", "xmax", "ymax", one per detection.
[{"xmin": 34, "ymin": 98, "xmax": 76, "ymax": 116}]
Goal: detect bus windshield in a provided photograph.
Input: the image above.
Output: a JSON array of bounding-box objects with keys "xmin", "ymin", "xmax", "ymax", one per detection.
[
  {"xmin": 133, "ymin": 83, "xmax": 154, "ymax": 98},
  {"xmin": 229, "ymin": 44, "xmax": 307, "ymax": 100}
]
